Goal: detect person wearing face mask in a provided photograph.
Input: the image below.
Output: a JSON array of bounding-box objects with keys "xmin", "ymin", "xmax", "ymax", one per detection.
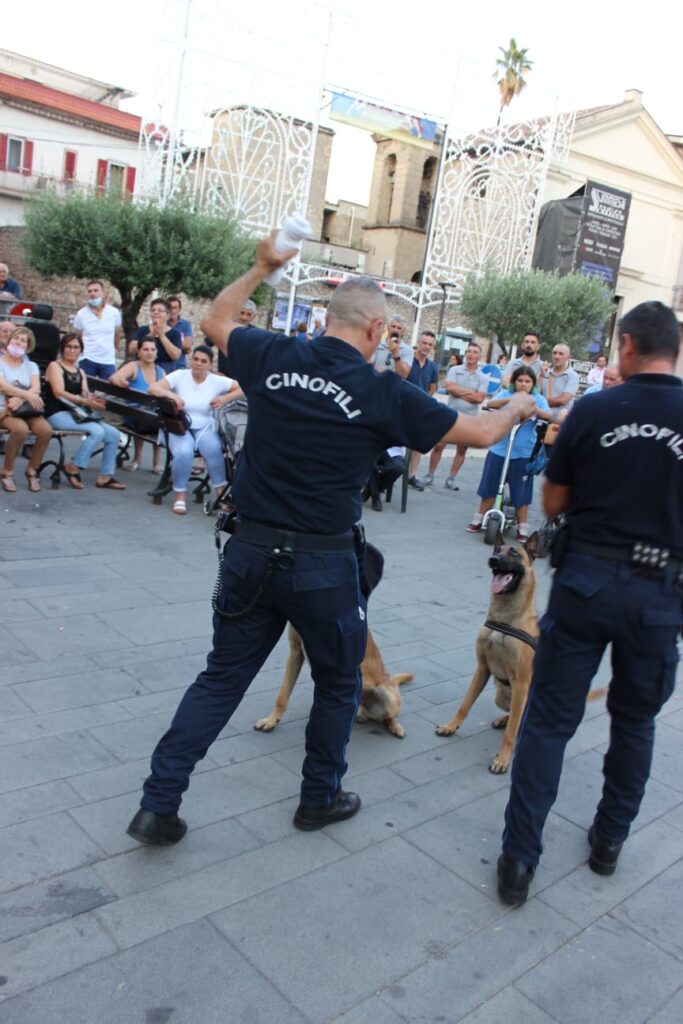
[
  {"xmin": 502, "ymin": 331, "xmax": 543, "ymax": 387},
  {"xmin": 72, "ymin": 279, "xmax": 122, "ymax": 380}
]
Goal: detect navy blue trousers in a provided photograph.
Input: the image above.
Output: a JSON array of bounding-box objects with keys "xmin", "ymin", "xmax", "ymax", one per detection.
[
  {"xmin": 503, "ymin": 552, "xmax": 681, "ymax": 866},
  {"xmin": 142, "ymin": 538, "xmax": 367, "ymax": 815}
]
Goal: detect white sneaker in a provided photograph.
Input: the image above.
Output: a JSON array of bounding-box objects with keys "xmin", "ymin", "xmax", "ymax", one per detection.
[
  {"xmin": 445, "ymin": 476, "xmax": 459, "ymax": 491},
  {"xmin": 421, "ymin": 472, "xmax": 434, "ymax": 486}
]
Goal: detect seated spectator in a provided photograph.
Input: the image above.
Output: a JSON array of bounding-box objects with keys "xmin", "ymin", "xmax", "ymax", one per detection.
[
  {"xmin": 362, "ymin": 447, "xmax": 404, "ymax": 512},
  {"xmin": 110, "ymin": 337, "xmax": 165, "ymax": 473},
  {"xmin": 44, "ymin": 334, "xmax": 125, "ymax": 490},
  {"xmin": 147, "ymin": 345, "xmax": 242, "ymax": 515},
  {"xmin": 168, "ymin": 296, "xmax": 193, "ymax": 367},
  {"xmin": 0, "ymin": 327, "xmax": 52, "ymax": 492},
  {"xmin": 128, "ymin": 298, "xmax": 182, "ymax": 373},
  {"xmin": 0, "ymin": 320, "xmax": 14, "ymax": 353},
  {"xmin": 466, "ymin": 366, "xmax": 552, "ymax": 542},
  {"xmin": 0, "ymin": 263, "xmax": 21, "ymax": 299}
]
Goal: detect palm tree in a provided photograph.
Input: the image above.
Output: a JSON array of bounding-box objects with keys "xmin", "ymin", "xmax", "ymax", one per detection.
[{"xmin": 494, "ymin": 38, "xmax": 533, "ymax": 126}]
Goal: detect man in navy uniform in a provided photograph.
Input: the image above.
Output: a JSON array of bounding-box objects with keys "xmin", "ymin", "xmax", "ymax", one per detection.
[
  {"xmin": 127, "ymin": 231, "xmax": 535, "ymax": 846},
  {"xmin": 498, "ymin": 301, "xmax": 683, "ymax": 906}
]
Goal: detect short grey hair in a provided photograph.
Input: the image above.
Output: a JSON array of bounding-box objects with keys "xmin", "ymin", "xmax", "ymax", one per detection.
[
  {"xmin": 327, "ymin": 277, "xmax": 387, "ymax": 329},
  {"xmin": 388, "ymin": 314, "xmax": 406, "ymax": 327},
  {"xmin": 242, "ymin": 299, "xmax": 256, "ymax": 313}
]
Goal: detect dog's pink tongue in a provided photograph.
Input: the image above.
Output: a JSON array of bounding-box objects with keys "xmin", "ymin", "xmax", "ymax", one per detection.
[{"xmin": 491, "ymin": 573, "xmax": 513, "ymax": 594}]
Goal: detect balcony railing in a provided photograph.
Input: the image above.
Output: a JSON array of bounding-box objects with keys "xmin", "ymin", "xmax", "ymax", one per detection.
[{"xmin": 0, "ymin": 169, "xmax": 91, "ymax": 198}]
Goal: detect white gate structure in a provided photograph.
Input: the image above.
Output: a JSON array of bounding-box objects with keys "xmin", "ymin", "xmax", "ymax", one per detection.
[{"xmin": 138, "ymin": 2, "xmax": 575, "ymax": 331}]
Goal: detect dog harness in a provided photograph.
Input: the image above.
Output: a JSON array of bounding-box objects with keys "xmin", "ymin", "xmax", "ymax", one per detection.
[{"xmin": 484, "ymin": 619, "xmax": 538, "ymax": 651}]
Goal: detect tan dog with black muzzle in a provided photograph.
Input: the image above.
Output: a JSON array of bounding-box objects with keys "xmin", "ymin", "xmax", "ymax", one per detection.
[
  {"xmin": 255, "ymin": 623, "xmax": 413, "ymax": 738},
  {"xmin": 436, "ymin": 533, "xmax": 540, "ymax": 773}
]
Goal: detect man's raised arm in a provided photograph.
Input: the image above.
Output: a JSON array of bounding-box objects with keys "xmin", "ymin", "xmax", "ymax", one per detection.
[
  {"xmin": 200, "ymin": 231, "xmax": 297, "ymax": 356},
  {"xmin": 439, "ymin": 392, "xmax": 536, "ymax": 449}
]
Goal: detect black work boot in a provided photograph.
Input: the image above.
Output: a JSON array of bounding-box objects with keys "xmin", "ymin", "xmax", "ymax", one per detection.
[
  {"xmin": 293, "ymin": 791, "xmax": 361, "ymax": 831},
  {"xmin": 588, "ymin": 826, "xmax": 623, "ymax": 875},
  {"xmin": 127, "ymin": 808, "xmax": 187, "ymax": 846},
  {"xmin": 497, "ymin": 853, "xmax": 535, "ymax": 906}
]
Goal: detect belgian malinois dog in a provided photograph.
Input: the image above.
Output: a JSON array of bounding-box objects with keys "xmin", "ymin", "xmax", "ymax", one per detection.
[
  {"xmin": 255, "ymin": 624, "xmax": 414, "ymax": 738},
  {"xmin": 436, "ymin": 533, "xmax": 540, "ymax": 773}
]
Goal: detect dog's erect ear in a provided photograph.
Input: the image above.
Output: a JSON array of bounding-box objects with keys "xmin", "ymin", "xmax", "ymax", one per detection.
[
  {"xmin": 493, "ymin": 530, "xmax": 505, "ymax": 553},
  {"xmin": 524, "ymin": 531, "xmax": 540, "ymax": 561}
]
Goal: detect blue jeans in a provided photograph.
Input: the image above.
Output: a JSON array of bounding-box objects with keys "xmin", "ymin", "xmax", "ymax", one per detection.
[
  {"xmin": 141, "ymin": 538, "xmax": 367, "ymax": 812},
  {"xmin": 79, "ymin": 358, "xmax": 115, "ymax": 380},
  {"xmin": 48, "ymin": 411, "xmax": 121, "ymax": 477},
  {"xmin": 503, "ymin": 553, "xmax": 681, "ymax": 866},
  {"xmin": 168, "ymin": 426, "xmax": 226, "ymax": 492}
]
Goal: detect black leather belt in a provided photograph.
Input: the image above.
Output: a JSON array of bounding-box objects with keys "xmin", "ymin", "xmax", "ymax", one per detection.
[
  {"xmin": 568, "ymin": 539, "xmax": 683, "ymax": 576},
  {"xmin": 223, "ymin": 515, "xmax": 356, "ymax": 553}
]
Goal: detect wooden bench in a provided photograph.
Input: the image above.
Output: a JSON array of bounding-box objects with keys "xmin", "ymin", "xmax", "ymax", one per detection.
[
  {"xmin": 85, "ymin": 376, "xmax": 188, "ymax": 503},
  {"xmin": 0, "ymin": 424, "xmax": 86, "ymax": 489}
]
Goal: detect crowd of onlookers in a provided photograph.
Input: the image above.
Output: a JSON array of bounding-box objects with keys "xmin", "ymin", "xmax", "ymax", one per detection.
[{"xmin": 0, "ymin": 264, "xmax": 617, "ymax": 524}]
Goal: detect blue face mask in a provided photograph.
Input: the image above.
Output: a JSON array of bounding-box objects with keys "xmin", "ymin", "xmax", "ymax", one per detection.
[{"xmin": 88, "ymin": 297, "xmax": 103, "ymax": 308}]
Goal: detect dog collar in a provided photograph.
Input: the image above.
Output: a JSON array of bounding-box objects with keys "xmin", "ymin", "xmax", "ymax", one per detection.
[{"xmin": 484, "ymin": 619, "xmax": 538, "ymax": 651}]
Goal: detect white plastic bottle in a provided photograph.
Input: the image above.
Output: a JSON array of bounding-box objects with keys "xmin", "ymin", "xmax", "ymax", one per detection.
[{"xmin": 264, "ymin": 214, "xmax": 312, "ymax": 286}]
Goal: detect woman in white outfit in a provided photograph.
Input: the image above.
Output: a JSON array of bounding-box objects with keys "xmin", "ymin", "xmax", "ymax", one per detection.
[{"xmin": 148, "ymin": 345, "xmax": 242, "ymax": 514}]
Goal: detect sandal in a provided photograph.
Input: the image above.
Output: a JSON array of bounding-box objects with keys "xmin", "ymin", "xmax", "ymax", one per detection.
[
  {"xmin": 123, "ymin": 461, "xmax": 139, "ymax": 472},
  {"xmin": 1, "ymin": 473, "xmax": 16, "ymax": 493},
  {"xmin": 152, "ymin": 465, "xmax": 163, "ymax": 475},
  {"xmin": 25, "ymin": 470, "xmax": 41, "ymax": 493},
  {"xmin": 96, "ymin": 477, "xmax": 126, "ymax": 490},
  {"xmin": 64, "ymin": 466, "xmax": 84, "ymax": 490},
  {"xmin": 172, "ymin": 499, "xmax": 187, "ymax": 515}
]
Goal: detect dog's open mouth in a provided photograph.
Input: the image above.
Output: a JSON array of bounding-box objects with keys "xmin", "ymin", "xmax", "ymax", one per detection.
[{"xmin": 491, "ymin": 572, "xmax": 516, "ymax": 594}]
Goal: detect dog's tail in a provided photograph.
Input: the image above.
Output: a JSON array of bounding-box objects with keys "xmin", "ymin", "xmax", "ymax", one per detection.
[
  {"xmin": 390, "ymin": 673, "xmax": 414, "ymax": 688},
  {"xmin": 587, "ymin": 686, "xmax": 608, "ymax": 702}
]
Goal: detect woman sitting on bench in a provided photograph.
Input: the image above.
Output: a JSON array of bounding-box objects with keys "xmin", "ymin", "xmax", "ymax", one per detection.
[
  {"xmin": 110, "ymin": 336, "xmax": 165, "ymax": 473},
  {"xmin": 0, "ymin": 326, "xmax": 53, "ymax": 493},
  {"xmin": 44, "ymin": 334, "xmax": 125, "ymax": 490},
  {"xmin": 148, "ymin": 345, "xmax": 242, "ymax": 515}
]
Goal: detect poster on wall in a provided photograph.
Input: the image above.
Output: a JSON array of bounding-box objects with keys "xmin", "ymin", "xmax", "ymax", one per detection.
[
  {"xmin": 573, "ymin": 180, "xmax": 631, "ymax": 288},
  {"xmin": 272, "ymin": 298, "xmax": 312, "ymax": 332}
]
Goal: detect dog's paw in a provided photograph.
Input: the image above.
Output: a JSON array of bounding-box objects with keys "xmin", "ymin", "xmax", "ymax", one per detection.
[
  {"xmin": 387, "ymin": 721, "xmax": 405, "ymax": 738},
  {"xmin": 488, "ymin": 756, "xmax": 510, "ymax": 774},
  {"xmin": 435, "ymin": 723, "xmax": 459, "ymax": 737},
  {"xmin": 355, "ymin": 708, "xmax": 368, "ymax": 723},
  {"xmin": 254, "ymin": 716, "xmax": 279, "ymax": 732},
  {"xmin": 491, "ymin": 715, "xmax": 509, "ymax": 731}
]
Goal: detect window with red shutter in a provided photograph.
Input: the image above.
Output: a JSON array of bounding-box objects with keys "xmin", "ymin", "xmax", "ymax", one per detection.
[
  {"xmin": 125, "ymin": 166, "xmax": 136, "ymax": 195},
  {"xmin": 0, "ymin": 135, "xmax": 7, "ymax": 172},
  {"xmin": 22, "ymin": 140, "xmax": 33, "ymax": 177},
  {"xmin": 96, "ymin": 159, "xmax": 108, "ymax": 191},
  {"xmin": 64, "ymin": 150, "xmax": 78, "ymax": 181}
]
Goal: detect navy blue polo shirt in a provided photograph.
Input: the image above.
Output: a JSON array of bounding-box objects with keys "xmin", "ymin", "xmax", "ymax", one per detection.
[
  {"xmin": 546, "ymin": 373, "xmax": 683, "ymax": 556},
  {"xmin": 224, "ymin": 326, "xmax": 458, "ymax": 533},
  {"xmin": 134, "ymin": 324, "xmax": 183, "ymax": 372},
  {"xmin": 407, "ymin": 356, "xmax": 439, "ymax": 393}
]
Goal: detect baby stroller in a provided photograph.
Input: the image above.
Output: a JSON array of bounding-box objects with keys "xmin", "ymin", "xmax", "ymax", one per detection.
[
  {"xmin": 480, "ymin": 420, "xmax": 548, "ymax": 546},
  {"xmin": 194, "ymin": 398, "xmax": 249, "ymax": 515}
]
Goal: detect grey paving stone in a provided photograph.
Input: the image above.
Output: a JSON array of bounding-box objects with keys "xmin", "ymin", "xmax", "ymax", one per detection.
[
  {"xmin": 649, "ymin": 722, "xmax": 683, "ymax": 793},
  {"xmin": 95, "ymin": 830, "xmax": 345, "ymax": 949},
  {"xmin": 104, "ymin": 601, "xmax": 213, "ymax": 645},
  {"xmin": 0, "ymin": 780, "xmax": 82, "ymax": 829},
  {"xmin": 0, "ymin": 688, "xmax": 32, "ymax": 720},
  {"xmin": 0, "ymin": 866, "xmax": 117, "ymax": 943},
  {"xmin": 69, "ymin": 754, "xmax": 301, "ymax": 855},
  {"xmin": 0, "ymin": 812, "xmax": 104, "ymax": 894},
  {"xmin": 0, "ymin": 599, "xmax": 40, "ymax": 623},
  {"xmin": 121, "ymin": 651, "xmax": 210, "ymax": 690},
  {"xmin": 454, "ymin": 987, "xmax": 558, "ymax": 1024},
  {"xmin": 0, "ymin": 631, "xmax": 36, "ymax": 668},
  {"xmin": 211, "ymin": 836, "xmax": 502, "ymax": 1021},
  {"xmin": 610, "ymin": 858, "xmax": 683, "ymax": 961},
  {"xmin": 649, "ymin": 987, "xmax": 683, "ymax": 1024},
  {"xmin": 0, "ymin": 732, "xmax": 118, "ymax": 795},
  {"xmin": 0, "ymin": 563, "xmax": 121, "ymax": 588},
  {"xmin": 0, "ymin": 920, "xmax": 306, "ymax": 1024},
  {"xmin": 390, "ymin": 725, "xmax": 510, "ymax": 786},
  {"xmin": 5, "ymin": 614, "xmax": 131, "ymax": 659},
  {"xmin": 0, "ymin": 655, "xmax": 100, "ymax": 687},
  {"xmin": 0, "ymin": 913, "xmax": 117, "ymax": 1004},
  {"xmin": 333, "ymin": 996, "xmax": 408, "ymax": 1023},
  {"xmin": 87, "ymin": 712, "xmax": 211, "ymax": 763},
  {"xmin": 515, "ymin": 917, "xmax": 683, "ymax": 1024},
  {"xmin": 210, "ymin": 716, "xmax": 308, "ymax": 766},
  {"xmin": 0, "ymin": 702, "xmax": 132, "ymax": 747},
  {"xmin": 538, "ymin": 819, "xmax": 683, "ymax": 929},
  {"xmin": 91, "ymin": 635, "xmax": 211, "ymax": 670},
  {"xmin": 381, "ymin": 900, "xmax": 578, "ymax": 1023},
  {"xmin": 552, "ymin": 748, "xmax": 683, "ymax": 833},
  {"xmin": 65, "ymin": 753, "xmax": 217, "ymax": 803},
  {"xmin": 93, "ymin": 817, "xmax": 259, "ymax": 897},
  {"xmin": 25, "ymin": 585, "xmax": 162, "ymax": 619},
  {"xmin": 404, "ymin": 788, "xmax": 588, "ymax": 901},
  {"xmin": 14, "ymin": 668, "xmax": 146, "ymax": 714}
]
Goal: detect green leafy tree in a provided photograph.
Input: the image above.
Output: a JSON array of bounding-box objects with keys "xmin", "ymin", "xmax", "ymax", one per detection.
[
  {"xmin": 23, "ymin": 193, "xmax": 259, "ymax": 337},
  {"xmin": 494, "ymin": 38, "xmax": 533, "ymax": 126},
  {"xmin": 460, "ymin": 269, "xmax": 614, "ymax": 358}
]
